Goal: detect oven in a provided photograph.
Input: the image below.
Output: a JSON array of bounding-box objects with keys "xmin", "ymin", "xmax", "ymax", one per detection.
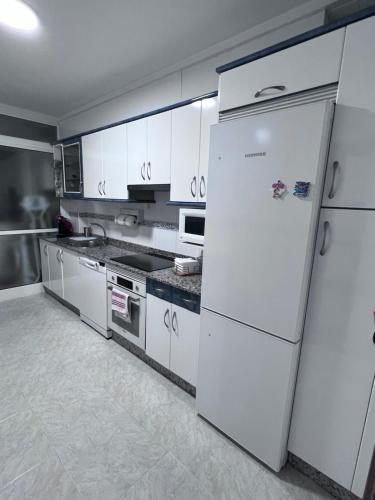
[{"xmin": 106, "ymin": 269, "xmax": 146, "ymax": 350}]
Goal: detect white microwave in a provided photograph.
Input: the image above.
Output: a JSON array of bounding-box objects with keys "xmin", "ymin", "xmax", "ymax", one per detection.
[{"xmin": 178, "ymin": 209, "xmax": 206, "ymax": 246}]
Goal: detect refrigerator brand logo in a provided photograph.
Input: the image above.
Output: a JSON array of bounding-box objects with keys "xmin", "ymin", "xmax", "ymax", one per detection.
[{"xmin": 245, "ymin": 152, "xmax": 266, "ymax": 158}]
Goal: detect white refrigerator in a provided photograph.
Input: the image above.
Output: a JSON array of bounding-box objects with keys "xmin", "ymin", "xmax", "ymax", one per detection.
[{"xmin": 197, "ymin": 100, "xmax": 334, "ymax": 471}]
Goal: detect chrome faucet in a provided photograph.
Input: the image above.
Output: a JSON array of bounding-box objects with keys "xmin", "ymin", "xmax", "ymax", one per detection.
[{"xmin": 89, "ymin": 222, "xmax": 107, "ymax": 243}]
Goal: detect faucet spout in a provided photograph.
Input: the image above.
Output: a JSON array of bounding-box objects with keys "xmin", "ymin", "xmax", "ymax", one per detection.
[{"xmin": 89, "ymin": 222, "xmax": 107, "ymax": 243}]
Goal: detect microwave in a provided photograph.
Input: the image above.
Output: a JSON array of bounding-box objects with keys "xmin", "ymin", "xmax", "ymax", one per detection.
[{"xmin": 178, "ymin": 209, "xmax": 205, "ymax": 246}]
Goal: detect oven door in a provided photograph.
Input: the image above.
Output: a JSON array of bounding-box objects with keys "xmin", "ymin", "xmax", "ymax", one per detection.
[{"xmin": 107, "ymin": 284, "xmax": 146, "ymax": 350}]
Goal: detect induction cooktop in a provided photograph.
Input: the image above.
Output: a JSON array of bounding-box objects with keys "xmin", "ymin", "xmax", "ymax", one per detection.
[{"xmin": 111, "ymin": 253, "xmax": 174, "ymax": 272}]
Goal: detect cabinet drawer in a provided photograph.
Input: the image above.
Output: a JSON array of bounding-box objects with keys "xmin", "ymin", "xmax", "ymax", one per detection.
[
  {"xmin": 172, "ymin": 288, "xmax": 200, "ymax": 314},
  {"xmin": 219, "ymin": 29, "xmax": 345, "ymax": 112},
  {"xmin": 146, "ymin": 280, "xmax": 173, "ymax": 302}
]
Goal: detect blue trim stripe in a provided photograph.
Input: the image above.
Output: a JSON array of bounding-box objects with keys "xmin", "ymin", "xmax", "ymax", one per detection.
[{"xmin": 216, "ymin": 6, "xmax": 375, "ymax": 74}]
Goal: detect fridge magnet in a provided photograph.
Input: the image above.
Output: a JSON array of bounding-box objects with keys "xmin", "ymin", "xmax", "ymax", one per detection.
[
  {"xmin": 293, "ymin": 181, "xmax": 310, "ymax": 198},
  {"xmin": 271, "ymin": 180, "xmax": 286, "ymax": 199}
]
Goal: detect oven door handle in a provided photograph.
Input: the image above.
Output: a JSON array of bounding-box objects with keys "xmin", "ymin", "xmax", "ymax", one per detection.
[{"xmin": 107, "ymin": 285, "xmax": 140, "ymax": 303}]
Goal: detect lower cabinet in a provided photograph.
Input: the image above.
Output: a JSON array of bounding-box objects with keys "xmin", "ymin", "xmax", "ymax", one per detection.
[
  {"xmin": 146, "ymin": 284, "xmax": 200, "ymax": 386},
  {"xmin": 40, "ymin": 242, "xmax": 80, "ymax": 310}
]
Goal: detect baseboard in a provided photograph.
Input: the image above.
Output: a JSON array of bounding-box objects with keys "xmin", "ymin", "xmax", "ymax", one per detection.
[{"xmin": 0, "ymin": 283, "xmax": 43, "ymax": 302}]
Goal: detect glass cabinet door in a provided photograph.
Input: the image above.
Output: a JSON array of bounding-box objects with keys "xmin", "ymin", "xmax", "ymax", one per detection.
[{"xmin": 63, "ymin": 142, "xmax": 82, "ymax": 194}]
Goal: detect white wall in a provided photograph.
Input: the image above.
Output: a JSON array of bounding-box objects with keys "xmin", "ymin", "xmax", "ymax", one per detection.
[{"xmin": 58, "ymin": 8, "xmax": 327, "ymax": 137}]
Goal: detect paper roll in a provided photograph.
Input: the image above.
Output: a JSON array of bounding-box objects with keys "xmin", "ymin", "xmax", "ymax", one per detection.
[{"xmin": 115, "ymin": 214, "xmax": 137, "ymax": 227}]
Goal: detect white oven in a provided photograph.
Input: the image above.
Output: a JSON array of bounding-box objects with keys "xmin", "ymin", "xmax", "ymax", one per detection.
[
  {"xmin": 107, "ymin": 270, "xmax": 146, "ymax": 350},
  {"xmin": 178, "ymin": 208, "xmax": 205, "ymax": 246}
]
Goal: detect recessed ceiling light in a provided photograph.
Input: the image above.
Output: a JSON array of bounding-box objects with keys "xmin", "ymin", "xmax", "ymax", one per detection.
[{"xmin": 0, "ymin": 0, "xmax": 39, "ymax": 31}]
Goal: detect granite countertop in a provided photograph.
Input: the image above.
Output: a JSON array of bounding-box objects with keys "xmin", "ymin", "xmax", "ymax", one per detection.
[{"xmin": 40, "ymin": 236, "xmax": 202, "ymax": 296}]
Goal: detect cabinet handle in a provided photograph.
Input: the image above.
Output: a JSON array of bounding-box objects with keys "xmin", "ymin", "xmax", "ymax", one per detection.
[
  {"xmin": 171, "ymin": 311, "xmax": 178, "ymax": 335},
  {"xmin": 319, "ymin": 221, "xmax": 330, "ymax": 256},
  {"xmin": 147, "ymin": 161, "xmax": 151, "ymax": 180},
  {"xmin": 199, "ymin": 176, "xmax": 206, "ymax": 198},
  {"xmin": 59, "ymin": 249, "xmax": 63, "ymax": 264},
  {"xmin": 190, "ymin": 176, "xmax": 197, "ymax": 198},
  {"xmin": 102, "ymin": 180, "xmax": 106, "ymax": 196},
  {"xmin": 373, "ymin": 332, "xmax": 375, "ymax": 345},
  {"xmin": 328, "ymin": 161, "xmax": 339, "ymax": 199},
  {"xmin": 44, "ymin": 245, "xmax": 48, "ymax": 257},
  {"xmin": 56, "ymin": 249, "xmax": 60, "ymax": 262},
  {"xmin": 164, "ymin": 309, "xmax": 170, "ymax": 330},
  {"xmin": 141, "ymin": 162, "xmax": 146, "ymax": 180},
  {"xmin": 254, "ymin": 85, "xmax": 286, "ymax": 98},
  {"xmin": 98, "ymin": 181, "xmax": 103, "ymax": 196}
]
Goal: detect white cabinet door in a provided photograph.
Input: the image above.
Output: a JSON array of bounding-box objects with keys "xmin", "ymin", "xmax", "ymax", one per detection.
[
  {"xmin": 219, "ymin": 29, "xmax": 345, "ymax": 112},
  {"xmin": 48, "ymin": 245, "xmax": 63, "ymax": 298},
  {"xmin": 352, "ymin": 381, "xmax": 375, "ymax": 498},
  {"xmin": 198, "ymin": 97, "xmax": 218, "ymax": 202},
  {"xmin": 82, "ymin": 131, "xmax": 103, "ymax": 198},
  {"xmin": 127, "ymin": 118, "xmax": 147, "ymax": 185},
  {"xmin": 323, "ymin": 17, "xmax": 375, "ymax": 208},
  {"xmin": 147, "ymin": 111, "xmax": 171, "ymax": 184},
  {"xmin": 61, "ymin": 250, "xmax": 80, "ymax": 310},
  {"xmin": 170, "ymin": 103, "xmax": 201, "ymax": 202},
  {"xmin": 197, "ymin": 308, "xmax": 299, "ymax": 472},
  {"xmin": 289, "ymin": 210, "xmax": 375, "ymax": 490},
  {"xmin": 102, "ymin": 124, "xmax": 128, "ymax": 199},
  {"xmin": 170, "ymin": 304, "xmax": 200, "ymax": 386},
  {"xmin": 146, "ymin": 294, "xmax": 171, "ymax": 369},
  {"xmin": 40, "ymin": 241, "xmax": 50, "ymax": 288}
]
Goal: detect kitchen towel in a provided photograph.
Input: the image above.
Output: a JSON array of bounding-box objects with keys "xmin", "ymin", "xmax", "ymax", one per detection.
[{"xmin": 112, "ymin": 288, "xmax": 130, "ymax": 318}]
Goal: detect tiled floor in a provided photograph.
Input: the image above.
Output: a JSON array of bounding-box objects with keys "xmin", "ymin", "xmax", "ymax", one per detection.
[{"xmin": 0, "ymin": 293, "xmax": 334, "ymax": 500}]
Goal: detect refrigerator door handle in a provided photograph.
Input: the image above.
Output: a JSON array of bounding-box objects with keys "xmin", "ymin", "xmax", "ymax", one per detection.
[
  {"xmin": 319, "ymin": 221, "xmax": 330, "ymax": 256},
  {"xmin": 254, "ymin": 85, "xmax": 286, "ymax": 98},
  {"xmin": 328, "ymin": 161, "xmax": 339, "ymax": 199}
]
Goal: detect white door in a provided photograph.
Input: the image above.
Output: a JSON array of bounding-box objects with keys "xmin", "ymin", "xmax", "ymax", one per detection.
[
  {"xmin": 147, "ymin": 111, "xmax": 171, "ymax": 184},
  {"xmin": 145, "ymin": 294, "xmax": 171, "ymax": 369},
  {"xmin": 323, "ymin": 17, "xmax": 375, "ymax": 208},
  {"xmin": 198, "ymin": 97, "xmax": 218, "ymax": 202},
  {"xmin": 170, "ymin": 103, "xmax": 201, "ymax": 202},
  {"xmin": 82, "ymin": 131, "xmax": 103, "ymax": 198},
  {"xmin": 170, "ymin": 304, "xmax": 200, "ymax": 386},
  {"xmin": 102, "ymin": 124, "xmax": 128, "ymax": 199},
  {"xmin": 197, "ymin": 308, "xmax": 299, "ymax": 472},
  {"xmin": 40, "ymin": 241, "xmax": 50, "ymax": 288},
  {"xmin": 61, "ymin": 250, "xmax": 80, "ymax": 310},
  {"xmin": 289, "ymin": 209, "xmax": 375, "ymax": 490},
  {"xmin": 352, "ymin": 381, "xmax": 375, "ymax": 498},
  {"xmin": 202, "ymin": 101, "xmax": 333, "ymax": 343},
  {"xmin": 127, "ymin": 118, "xmax": 147, "ymax": 185},
  {"xmin": 48, "ymin": 245, "xmax": 63, "ymax": 298}
]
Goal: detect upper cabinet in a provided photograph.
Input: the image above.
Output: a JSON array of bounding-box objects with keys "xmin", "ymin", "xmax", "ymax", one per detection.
[
  {"xmin": 127, "ymin": 111, "xmax": 171, "ymax": 185},
  {"xmin": 82, "ymin": 124, "xmax": 128, "ymax": 200},
  {"xmin": 323, "ymin": 16, "xmax": 375, "ymax": 208},
  {"xmin": 170, "ymin": 97, "xmax": 218, "ymax": 202},
  {"xmin": 219, "ymin": 29, "xmax": 345, "ymax": 112},
  {"xmin": 62, "ymin": 140, "xmax": 83, "ymax": 197}
]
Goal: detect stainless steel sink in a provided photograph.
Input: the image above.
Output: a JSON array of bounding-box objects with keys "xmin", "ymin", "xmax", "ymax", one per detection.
[{"xmin": 66, "ymin": 236, "xmax": 105, "ymax": 248}]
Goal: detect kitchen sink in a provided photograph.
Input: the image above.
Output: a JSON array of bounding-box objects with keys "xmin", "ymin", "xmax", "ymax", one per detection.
[{"xmin": 66, "ymin": 236, "xmax": 105, "ymax": 248}]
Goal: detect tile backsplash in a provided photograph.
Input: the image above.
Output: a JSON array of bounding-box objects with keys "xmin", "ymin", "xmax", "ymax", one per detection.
[{"xmin": 59, "ymin": 192, "xmax": 202, "ymax": 258}]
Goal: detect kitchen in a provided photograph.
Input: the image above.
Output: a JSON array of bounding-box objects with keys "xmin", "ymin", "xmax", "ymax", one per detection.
[{"xmin": 1, "ymin": 1, "xmax": 375, "ymax": 499}]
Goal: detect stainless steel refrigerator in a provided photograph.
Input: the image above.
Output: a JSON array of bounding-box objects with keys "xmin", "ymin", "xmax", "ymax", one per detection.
[{"xmin": 0, "ymin": 142, "xmax": 59, "ymax": 290}]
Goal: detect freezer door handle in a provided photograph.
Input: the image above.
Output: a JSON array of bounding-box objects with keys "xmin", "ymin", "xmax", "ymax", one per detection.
[
  {"xmin": 328, "ymin": 161, "xmax": 339, "ymax": 199},
  {"xmin": 254, "ymin": 85, "xmax": 286, "ymax": 98},
  {"xmin": 319, "ymin": 221, "xmax": 330, "ymax": 256}
]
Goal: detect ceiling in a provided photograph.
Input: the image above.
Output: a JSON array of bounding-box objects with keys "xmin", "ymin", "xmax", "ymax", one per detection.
[{"xmin": 0, "ymin": 0, "xmax": 321, "ymax": 117}]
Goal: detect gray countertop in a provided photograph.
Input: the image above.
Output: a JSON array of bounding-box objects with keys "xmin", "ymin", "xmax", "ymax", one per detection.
[{"xmin": 40, "ymin": 236, "xmax": 202, "ymax": 296}]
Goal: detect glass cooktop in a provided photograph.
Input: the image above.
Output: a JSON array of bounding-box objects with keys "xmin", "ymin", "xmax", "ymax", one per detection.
[{"xmin": 111, "ymin": 253, "xmax": 174, "ymax": 272}]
